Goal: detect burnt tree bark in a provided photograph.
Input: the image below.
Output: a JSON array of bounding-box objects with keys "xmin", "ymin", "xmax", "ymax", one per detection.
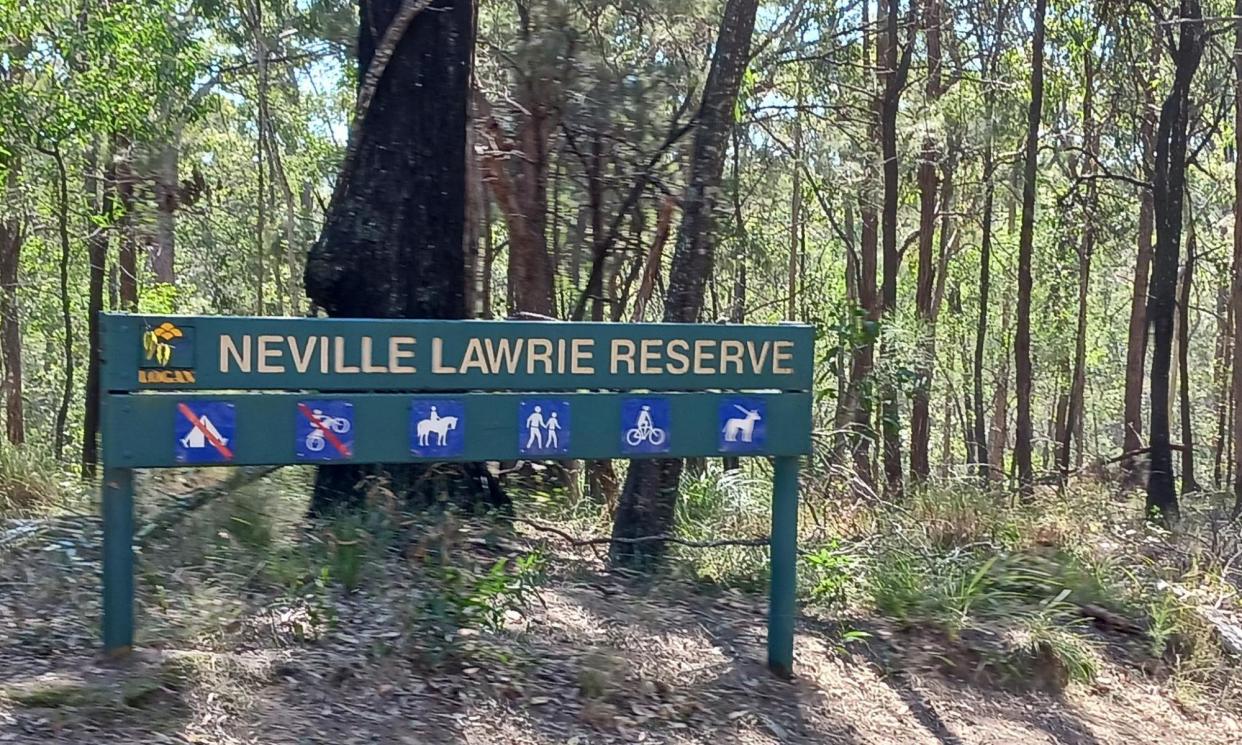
[
  {"xmin": 303, "ymin": 0, "xmax": 505, "ymax": 513},
  {"xmin": 1013, "ymin": 0, "xmax": 1047, "ymax": 494},
  {"xmin": 609, "ymin": 0, "xmax": 759, "ymax": 568},
  {"xmin": 1148, "ymin": 0, "xmax": 1203, "ymax": 523}
]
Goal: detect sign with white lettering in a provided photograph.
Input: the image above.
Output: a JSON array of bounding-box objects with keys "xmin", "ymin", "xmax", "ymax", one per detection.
[
  {"xmin": 99, "ymin": 313, "xmax": 813, "ymax": 679},
  {"xmin": 102, "ymin": 316, "xmax": 813, "ymax": 392}
]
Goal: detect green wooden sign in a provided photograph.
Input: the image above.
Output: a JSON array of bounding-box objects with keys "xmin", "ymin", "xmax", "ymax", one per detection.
[{"xmin": 99, "ymin": 314, "xmax": 813, "ymax": 677}]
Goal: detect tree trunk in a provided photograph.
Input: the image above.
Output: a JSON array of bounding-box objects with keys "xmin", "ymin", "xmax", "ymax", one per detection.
[
  {"xmin": 116, "ymin": 138, "xmax": 137, "ymax": 311},
  {"xmin": 1014, "ymin": 0, "xmax": 1047, "ymax": 494},
  {"xmin": 1149, "ymin": 0, "xmax": 1203, "ymax": 523},
  {"xmin": 910, "ymin": 0, "xmax": 944, "ymax": 484},
  {"xmin": 911, "ymin": 138, "xmax": 938, "ymax": 483},
  {"xmin": 989, "ymin": 297, "xmax": 1012, "ymax": 482},
  {"xmin": 303, "ymin": 0, "xmax": 505, "ymax": 513},
  {"xmin": 1233, "ymin": 0, "xmax": 1242, "ymax": 516},
  {"xmin": 0, "ymin": 165, "xmax": 24, "ymax": 446},
  {"xmin": 1124, "ymin": 19, "xmax": 1162, "ymax": 485},
  {"xmin": 1213, "ymin": 281, "xmax": 1231, "ymax": 487},
  {"xmin": 1179, "ymin": 228, "xmax": 1200, "ymax": 495},
  {"xmin": 151, "ymin": 136, "xmax": 179, "ymax": 285},
  {"xmin": 878, "ymin": 0, "xmax": 912, "ymax": 498},
  {"xmin": 610, "ymin": 0, "xmax": 759, "ymax": 568},
  {"xmin": 82, "ymin": 138, "xmax": 115, "ymax": 476},
  {"xmin": 787, "ymin": 70, "xmax": 802, "ymax": 321},
  {"xmin": 1060, "ymin": 51, "xmax": 1096, "ymax": 476},
  {"xmin": 49, "ymin": 147, "xmax": 74, "ymax": 461},
  {"xmin": 972, "ymin": 0, "xmax": 1008, "ymax": 480},
  {"xmin": 631, "ymin": 196, "xmax": 676, "ymax": 322},
  {"xmin": 973, "ymin": 144, "xmax": 994, "ymax": 480},
  {"xmin": 843, "ymin": 0, "xmax": 879, "ymax": 490}
]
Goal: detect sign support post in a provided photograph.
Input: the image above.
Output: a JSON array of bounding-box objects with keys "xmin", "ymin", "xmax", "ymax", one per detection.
[
  {"xmin": 102, "ymin": 467, "xmax": 135, "ymax": 654},
  {"xmin": 99, "ymin": 313, "xmax": 814, "ymax": 674},
  {"xmin": 767, "ymin": 455, "xmax": 800, "ymax": 678}
]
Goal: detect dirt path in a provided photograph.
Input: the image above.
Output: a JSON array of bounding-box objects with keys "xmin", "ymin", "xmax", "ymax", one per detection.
[{"xmin": 2, "ymin": 502, "xmax": 1239, "ymax": 744}]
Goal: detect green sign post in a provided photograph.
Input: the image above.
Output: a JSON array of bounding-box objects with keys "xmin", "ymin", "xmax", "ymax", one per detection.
[{"xmin": 100, "ymin": 314, "xmax": 814, "ymax": 676}]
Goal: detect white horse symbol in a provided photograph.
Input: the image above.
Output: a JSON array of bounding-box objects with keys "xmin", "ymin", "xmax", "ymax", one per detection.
[
  {"xmin": 417, "ymin": 415, "xmax": 458, "ymax": 447},
  {"xmin": 722, "ymin": 405, "xmax": 762, "ymax": 443}
]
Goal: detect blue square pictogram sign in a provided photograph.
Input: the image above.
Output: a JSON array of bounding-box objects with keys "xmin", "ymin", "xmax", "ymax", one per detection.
[
  {"xmin": 295, "ymin": 400, "xmax": 354, "ymax": 461},
  {"xmin": 174, "ymin": 401, "xmax": 235, "ymax": 464},
  {"xmin": 620, "ymin": 397, "xmax": 670, "ymax": 454},
  {"xmin": 518, "ymin": 400, "xmax": 570, "ymax": 455},
  {"xmin": 718, "ymin": 398, "xmax": 766, "ymax": 453},
  {"xmin": 410, "ymin": 399, "xmax": 465, "ymax": 457}
]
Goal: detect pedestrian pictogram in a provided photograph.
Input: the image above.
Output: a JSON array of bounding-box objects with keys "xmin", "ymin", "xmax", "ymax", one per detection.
[
  {"xmin": 518, "ymin": 400, "xmax": 570, "ymax": 455},
  {"xmin": 174, "ymin": 401, "xmax": 234, "ymax": 463},
  {"xmin": 295, "ymin": 400, "xmax": 353, "ymax": 460},
  {"xmin": 719, "ymin": 398, "xmax": 766, "ymax": 452},
  {"xmin": 621, "ymin": 397, "xmax": 670, "ymax": 454},
  {"xmin": 410, "ymin": 399, "xmax": 464, "ymax": 457}
]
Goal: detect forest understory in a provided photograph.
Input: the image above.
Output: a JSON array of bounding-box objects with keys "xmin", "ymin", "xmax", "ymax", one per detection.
[{"xmin": 1, "ymin": 466, "xmax": 1240, "ymax": 744}]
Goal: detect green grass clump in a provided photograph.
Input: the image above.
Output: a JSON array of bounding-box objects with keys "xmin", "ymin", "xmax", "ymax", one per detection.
[{"xmin": 0, "ymin": 443, "xmax": 80, "ymax": 516}]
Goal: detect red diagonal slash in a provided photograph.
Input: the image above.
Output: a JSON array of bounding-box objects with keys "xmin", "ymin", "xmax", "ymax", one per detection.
[
  {"xmin": 177, "ymin": 402, "xmax": 234, "ymax": 459},
  {"xmin": 297, "ymin": 403, "xmax": 352, "ymax": 457}
]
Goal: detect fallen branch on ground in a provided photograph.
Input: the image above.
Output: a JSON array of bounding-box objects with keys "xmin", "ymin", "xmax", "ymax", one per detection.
[{"xmin": 515, "ymin": 517, "xmax": 768, "ymax": 549}]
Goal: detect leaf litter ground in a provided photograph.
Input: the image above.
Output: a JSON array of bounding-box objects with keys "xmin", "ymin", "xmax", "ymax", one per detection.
[{"xmin": 1, "ymin": 470, "xmax": 1240, "ymax": 744}]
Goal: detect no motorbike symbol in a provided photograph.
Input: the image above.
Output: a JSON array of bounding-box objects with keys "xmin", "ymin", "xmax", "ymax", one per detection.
[{"xmin": 295, "ymin": 400, "xmax": 354, "ymax": 460}]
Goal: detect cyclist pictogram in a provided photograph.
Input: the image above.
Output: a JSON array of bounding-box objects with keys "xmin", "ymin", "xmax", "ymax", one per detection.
[
  {"xmin": 620, "ymin": 398, "xmax": 670, "ymax": 454},
  {"xmin": 625, "ymin": 405, "xmax": 666, "ymax": 446}
]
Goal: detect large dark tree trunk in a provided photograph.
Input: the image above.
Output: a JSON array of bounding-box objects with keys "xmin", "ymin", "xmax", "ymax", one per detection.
[
  {"xmin": 1124, "ymin": 19, "xmax": 1161, "ymax": 485},
  {"xmin": 1013, "ymin": 0, "xmax": 1047, "ymax": 494},
  {"xmin": 1148, "ymin": 0, "xmax": 1203, "ymax": 523},
  {"xmin": 609, "ymin": 0, "xmax": 759, "ymax": 568},
  {"xmin": 303, "ymin": 0, "xmax": 505, "ymax": 513}
]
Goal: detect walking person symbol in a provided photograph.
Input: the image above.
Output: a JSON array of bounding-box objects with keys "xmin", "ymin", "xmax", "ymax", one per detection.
[
  {"xmin": 525, "ymin": 406, "xmax": 545, "ymax": 449},
  {"xmin": 546, "ymin": 412, "xmax": 561, "ymax": 448},
  {"xmin": 519, "ymin": 400, "xmax": 570, "ymax": 454}
]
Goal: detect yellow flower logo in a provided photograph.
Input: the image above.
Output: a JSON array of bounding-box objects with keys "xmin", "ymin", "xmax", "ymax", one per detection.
[{"xmin": 143, "ymin": 322, "xmax": 183, "ymax": 366}]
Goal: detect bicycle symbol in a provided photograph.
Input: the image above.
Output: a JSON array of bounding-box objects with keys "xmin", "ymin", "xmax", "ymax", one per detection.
[
  {"xmin": 304, "ymin": 410, "xmax": 351, "ymax": 451},
  {"xmin": 624, "ymin": 405, "xmax": 666, "ymax": 447}
]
